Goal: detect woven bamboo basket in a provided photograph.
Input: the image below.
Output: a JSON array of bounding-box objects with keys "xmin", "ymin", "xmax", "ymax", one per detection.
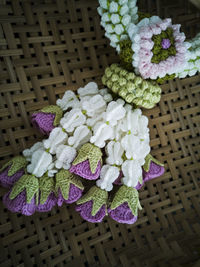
[{"xmin": 0, "ymin": 0, "xmax": 200, "ymax": 266}]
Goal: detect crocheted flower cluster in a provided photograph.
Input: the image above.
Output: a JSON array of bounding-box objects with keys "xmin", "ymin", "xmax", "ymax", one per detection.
[
  {"xmin": 127, "ymin": 16, "xmax": 188, "ymax": 79},
  {"xmin": 23, "ymin": 82, "xmax": 150, "ymax": 192},
  {"xmin": 98, "ymin": 0, "xmax": 138, "ymax": 52},
  {"xmin": 178, "ymin": 33, "xmax": 200, "ymax": 78},
  {"xmin": 102, "ymin": 64, "xmax": 161, "ymax": 109}
]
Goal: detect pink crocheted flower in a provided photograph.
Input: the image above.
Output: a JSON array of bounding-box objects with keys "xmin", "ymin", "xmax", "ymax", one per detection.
[
  {"xmin": 128, "ymin": 17, "xmax": 187, "ymax": 79},
  {"xmin": 69, "ymin": 160, "xmax": 101, "ymax": 180}
]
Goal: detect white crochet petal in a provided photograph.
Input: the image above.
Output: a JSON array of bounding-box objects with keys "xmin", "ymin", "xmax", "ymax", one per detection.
[
  {"xmin": 55, "ymin": 144, "xmax": 76, "ymax": 169},
  {"xmin": 106, "ymin": 141, "xmax": 124, "ymax": 165},
  {"xmin": 77, "ymin": 82, "xmax": 98, "ymax": 98},
  {"xmin": 109, "ymin": 1, "xmax": 118, "ymax": 13},
  {"xmin": 60, "ymin": 108, "xmax": 86, "ymax": 133},
  {"xmin": 96, "ymin": 165, "xmax": 119, "ymax": 191},
  {"xmin": 90, "ymin": 122, "xmax": 115, "ymax": 148},
  {"xmin": 104, "ymin": 101, "xmax": 126, "ymax": 126},
  {"xmin": 23, "ymin": 142, "xmax": 43, "ymax": 161},
  {"xmin": 56, "ymin": 90, "xmax": 80, "ymax": 111},
  {"xmin": 43, "ymin": 127, "xmax": 68, "ymax": 154},
  {"xmin": 99, "ymin": 0, "xmax": 108, "ymax": 9},
  {"xmin": 122, "ymin": 160, "xmax": 142, "ymax": 187},
  {"xmin": 86, "ymin": 112, "xmax": 104, "ymax": 127},
  {"xmin": 68, "ymin": 125, "xmax": 92, "ymax": 149},
  {"xmin": 27, "ymin": 149, "xmax": 52, "ymax": 178},
  {"xmin": 81, "ymin": 94, "xmax": 106, "ymax": 117}
]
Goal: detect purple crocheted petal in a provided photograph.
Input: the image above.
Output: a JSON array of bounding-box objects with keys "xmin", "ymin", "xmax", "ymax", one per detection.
[
  {"xmin": 108, "ymin": 202, "xmax": 138, "ymax": 224},
  {"xmin": 57, "ymin": 184, "xmax": 83, "ymax": 206},
  {"xmin": 143, "ymin": 162, "xmax": 165, "ymax": 182},
  {"xmin": 162, "ymin": 38, "xmax": 171, "ymax": 49},
  {"xmin": 37, "ymin": 193, "xmax": 57, "ymax": 212},
  {"xmin": 0, "ymin": 166, "xmax": 24, "ymax": 188},
  {"xmin": 3, "ymin": 190, "xmax": 36, "ymax": 216},
  {"xmin": 76, "ymin": 200, "xmax": 106, "ymax": 223},
  {"xmin": 113, "ymin": 171, "xmax": 123, "ymax": 185},
  {"xmin": 31, "ymin": 112, "xmax": 55, "ymax": 135},
  {"xmin": 70, "ymin": 160, "xmax": 101, "ymax": 180},
  {"xmin": 134, "ymin": 181, "xmax": 145, "ymax": 191}
]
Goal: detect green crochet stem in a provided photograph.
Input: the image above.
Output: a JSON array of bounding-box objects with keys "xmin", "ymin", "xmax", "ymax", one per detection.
[
  {"xmin": 55, "ymin": 169, "xmax": 84, "ymax": 200},
  {"xmin": 39, "ymin": 175, "xmax": 55, "ymax": 204},
  {"xmin": 0, "ymin": 156, "xmax": 27, "ymax": 176},
  {"xmin": 77, "ymin": 186, "xmax": 108, "ymax": 216},
  {"xmin": 143, "ymin": 154, "xmax": 164, "ymax": 172},
  {"xmin": 40, "ymin": 105, "xmax": 63, "ymax": 126},
  {"xmin": 9, "ymin": 174, "xmax": 39, "ymax": 204},
  {"xmin": 72, "ymin": 143, "xmax": 102, "ymax": 174},
  {"xmin": 102, "ymin": 64, "xmax": 161, "ymax": 109},
  {"xmin": 110, "ymin": 185, "xmax": 142, "ymax": 216},
  {"xmin": 119, "ymin": 40, "xmax": 134, "ymax": 72}
]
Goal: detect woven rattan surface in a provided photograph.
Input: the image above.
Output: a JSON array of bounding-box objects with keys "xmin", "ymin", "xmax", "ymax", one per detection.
[{"xmin": 0, "ymin": 0, "xmax": 200, "ymax": 266}]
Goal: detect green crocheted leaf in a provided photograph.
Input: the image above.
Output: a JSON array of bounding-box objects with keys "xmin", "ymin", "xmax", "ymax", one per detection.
[
  {"xmin": 143, "ymin": 154, "xmax": 164, "ymax": 172},
  {"xmin": 9, "ymin": 174, "xmax": 39, "ymax": 204},
  {"xmin": 110, "ymin": 185, "xmax": 141, "ymax": 216},
  {"xmin": 41, "ymin": 105, "xmax": 63, "ymax": 126},
  {"xmin": 72, "ymin": 143, "xmax": 102, "ymax": 174},
  {"xmin": 77, "ymin": 186, "xmax": 108, "ymax": 216},
  {"xmin": 39, "ymin": 175, "xmax": 55, "ymax": 204},
  {"xmin": 0, "ymin": 156, "xmax": 27, "ymax": 176},
  {"xmin": 55, "ymin": 169, "xmax": 84, "ymax": 200}
]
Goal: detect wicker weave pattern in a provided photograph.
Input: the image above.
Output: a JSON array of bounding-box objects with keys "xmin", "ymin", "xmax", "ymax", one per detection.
[{"xmin": 0, "ymin": 1, "xmax": 200, "ymax": 266}]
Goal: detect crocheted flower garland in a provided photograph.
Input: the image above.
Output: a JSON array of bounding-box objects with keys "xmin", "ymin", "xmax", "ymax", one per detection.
[
  {"xmin": 98, "ymin": 0, "xmax": 200, "ymax": 83},
  {"xmin": 0, "ymin": 82, "xmax": 164, "ymax": 224}
]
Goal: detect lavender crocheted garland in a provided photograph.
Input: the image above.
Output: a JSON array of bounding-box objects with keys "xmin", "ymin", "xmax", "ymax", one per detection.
[
  {"xmin": 70, "ymin": 160, "xmax": 101, "ymax": 180},
  {"xmin": 76, "ymin": 200, "xmax": 106, "ymax": 223}
]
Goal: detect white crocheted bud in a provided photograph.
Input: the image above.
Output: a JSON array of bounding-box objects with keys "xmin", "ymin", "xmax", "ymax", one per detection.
[
  {"xmin": 68, "ymin": 125, "xmax": 92, "ymax": 149},
  {"xmin": 105, "ymin": 24, "xmax": 114, "ymax": 33},
  {"xmin": 120, "ymin": 4, "xmax": 129, "ymax": 16},
  {"xmin": 103, "ymin": 93, "xmax": 113, "ymax": 103},
  {"xmin": 96, "ymin": 165, "xmax": 119, "ymax": 191},
  {"xmin": 81, "ymin": 95, "xmax": 106, "ymax": 117},
  {"xmin": 109, "ymin": 1, "xmax": 118, "ymax": 12},
  {"xmin": 114, "ymin": 24, "xmax": 124, "ymax": 35},
  {"xmin": 111, "ymin": 14, "xmax": 120, "ymax": 24},
  {"xmin": 77, "ymin": 82, "xmax": 98, "ymax": 99},
  {"xmin": 97, "ymin": 6, "xmax": 103, "ymax": 16},
  {"xmin": 27, "ymin": 149, "xmax": 52, "ymax": 178},
  {"xmin": 106, "ymin": 141, "xmax": 124, "ymax": 166},
  {"xmin": 122, "ymin": 14, "xmax": 131, "ymax": 26},
  {"xmin": 90, "ymin": 122, "xmax": 115, "ymax": 148},
  {"xmin": 119, "ymin": 0, "xmax": 128, "ymax": 4},
  {"xmin": 56, "ymin": 90, "xmax": 80, "ymax": 111},
  {"xmin": 102, "ymin": 12, "xmax": 110, "ymax": 22},
  {"xmin": 99, "ymin": 0, "xmax": 108, "ymax": 9},
  {"xmin": 60, "ymin": 108, "xmax": 86, "ymax": 133},
  {"xmin": 23, "ymin": 142, "xmax": 43, "ymax": 161},
  {"xmin": 43, "ymin": 127, "xmax": 68, "ymax": 154},
  {"xmin": 122, "ymin": 160, "xmax": 142, "ymax": 187},
  {"xmin": 55, "ymin": 145, "xmax": 76, "ymax": 170},
  {"xmin": 104, "ymin": 101, "xmax": 126, "ymax": 126}
]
